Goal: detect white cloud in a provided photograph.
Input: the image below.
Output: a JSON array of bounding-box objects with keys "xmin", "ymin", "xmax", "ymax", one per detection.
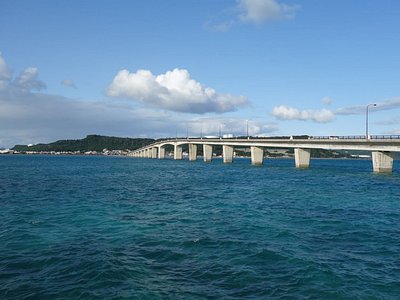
[
  {"xmin": 206, "ymin": 0, "xmax": 299, "ymax": 32},
  {"xmin": 0, "ymin": 56, "xmax": 254, "ymax": 147},
  {"xmin": 336, "ymin": 97, "xmax": 400, "ymax": 115},
  {"xmin": 0, "ymin": 53, "xmax": 12, "ymax": 81},
  {"xmin": 14, "ymin": 67, "xmax": 46, "ymax": 91},
  {"xmin": 106, "ymin": 68, "xmax": 248, "ymax": 114},
  {"xmin": 0, "ymin": 81, "xmax": 183, "ymax": 147},
  {"xmin": 61, "ymin": 79, "xmax": 77, "ymax": 88},
  {"xmin": 272, "ymin": 105, "xmax": 335, "ymax": 123},
  {"xmin": 237, "ymin": 0, "xmax": 299, "ymax": 23}
]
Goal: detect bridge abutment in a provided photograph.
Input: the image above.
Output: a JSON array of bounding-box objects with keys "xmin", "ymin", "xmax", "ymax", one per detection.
[
  {"xmin": 372, "ymin": 151, "xmax": 394, "ymax": 173},
  {"xmin": 295, "ymin": 148, "xmax": 311, "ymax": 168},
  {"xmin": 174, "ymin": 145, "xmax": 183, "ymax": 160},
  {"xmin": 189, "ymin": 144, "xmax": 197, "ymax": 161},
  {"xmin": 203, "ymin": 144, "xmax": 213, "ymax": 163},
  {"xmin": 251, "ymin": 146, "xmax": 264, "ymax": 165},
  {"xmin": 223, "ymin": 145, "xmax": 234, "ymax": 163}
]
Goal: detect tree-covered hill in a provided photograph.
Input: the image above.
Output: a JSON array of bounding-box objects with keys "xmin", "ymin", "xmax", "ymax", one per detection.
[{"xmin": 12, "ymin": 135, "xmax": 155, "ymax": 152}]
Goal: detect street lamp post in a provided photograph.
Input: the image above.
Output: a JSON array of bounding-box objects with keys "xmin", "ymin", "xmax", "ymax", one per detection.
[
  {"xmin": 246, "ymin": 120, "xmax": 249, "ymax": 139},
  {"xmin": 366, "ymin": 103, "xmax": 377, "ymax": 139}
]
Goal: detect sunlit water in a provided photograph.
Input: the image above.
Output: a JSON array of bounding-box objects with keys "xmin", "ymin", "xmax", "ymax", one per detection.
[{"xmin": 1, "ymin": 155, "xmax": 400, "ymax": 299}]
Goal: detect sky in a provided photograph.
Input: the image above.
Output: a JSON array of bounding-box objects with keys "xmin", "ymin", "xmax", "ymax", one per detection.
[{"xmin": 1, "ymin": 0, "xmax": 400, "ymax": 147}]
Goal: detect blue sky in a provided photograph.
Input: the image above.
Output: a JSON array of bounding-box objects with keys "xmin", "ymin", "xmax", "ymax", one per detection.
[{"xmin": 1, "ymin": 0, "xmax": 400, "ymax": 147}]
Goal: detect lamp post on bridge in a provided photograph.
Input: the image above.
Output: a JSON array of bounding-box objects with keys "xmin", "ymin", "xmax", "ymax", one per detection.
[
  {"xmin": 246, "ymin": 120, "xmax": 248, "ymax": 139},
  {"xmin": 366, "ymin": 103, "xmax": 377, "ymax": 139}
]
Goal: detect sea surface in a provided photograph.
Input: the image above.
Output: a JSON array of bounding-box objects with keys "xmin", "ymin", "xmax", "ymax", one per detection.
[{"xmin": 1, "ymin": 155, "xmax": 400, "ymax": 299}]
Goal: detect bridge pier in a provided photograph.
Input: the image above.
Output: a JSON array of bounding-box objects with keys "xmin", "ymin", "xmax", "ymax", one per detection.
[
  {"xmin": 145, "ymin": 149, "xmax": 149, "ymax": 158},
  {"xmin": 174, "ymin": 145, "xmax": 183, "ymax": 160},
  {"xmin": 158, "ymin": 146, "xmax": 165, "ymax": 159},
  {"xmin": 295, "ymin": 148, "xmax": 311, "ymax": 168},
  {"xmin": 251, "ymin": 146, "xmax": 264, "ymax": 165},
  {"xmin": 223, "ymin": 145, "xmax": 234, "ymax": 163},
  {"xmin": 203, "ymin": 144, "xmax": 213, "ymax": 163},
  {"xmin": 372, "ymin": 151, "xmax": 394, "ymax": 173},
  {"xmin": 151, "ymin": 147, "xmax": 158, "ymax": 159},
  {"xmin": 189, "ymin": 144, "xmax": 197, "ymax": 161}
]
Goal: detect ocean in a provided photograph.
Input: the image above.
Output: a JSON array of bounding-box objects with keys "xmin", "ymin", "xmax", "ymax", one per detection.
[{"xmin": 1, "ymin": 155, "xmax": 399, "ymax": 299}]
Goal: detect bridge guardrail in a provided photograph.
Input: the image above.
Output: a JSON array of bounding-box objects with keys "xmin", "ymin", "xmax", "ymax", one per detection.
[{"xmin": 310, "ymin": 135, "xmax": 400, "ymax": 140}]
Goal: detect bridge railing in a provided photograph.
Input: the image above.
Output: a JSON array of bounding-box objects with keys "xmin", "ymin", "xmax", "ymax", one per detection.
[{"xmin": 310, "ymin": 135, "xmax": 400, "ymax": 140}]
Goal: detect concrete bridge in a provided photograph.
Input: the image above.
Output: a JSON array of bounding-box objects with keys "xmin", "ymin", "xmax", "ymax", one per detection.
[{"xmin": 128, "ymin": 136, "xmax": 400, "ymax": 173}]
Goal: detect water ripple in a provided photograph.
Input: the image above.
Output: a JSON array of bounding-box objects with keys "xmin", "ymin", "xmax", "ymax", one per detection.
[{"xmin": 1, "ymin": 155, "xmax": 399, "ymax": 299}]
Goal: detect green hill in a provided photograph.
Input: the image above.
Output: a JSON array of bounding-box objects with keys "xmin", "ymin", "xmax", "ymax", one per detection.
[{"xmin": 12, "ymin": 135, "xmax": 155, "ymax": 152}]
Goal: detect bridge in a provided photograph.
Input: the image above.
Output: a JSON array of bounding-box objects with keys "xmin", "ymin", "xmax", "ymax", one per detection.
[{"xmin": 128, "ymin": 136, "xmax": 400, "ymax": 173}]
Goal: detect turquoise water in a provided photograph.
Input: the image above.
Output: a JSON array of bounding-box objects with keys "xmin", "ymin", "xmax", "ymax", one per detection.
[{"xmin": 1, "ymin": 155, "xmax": 400, "ymax": 299}]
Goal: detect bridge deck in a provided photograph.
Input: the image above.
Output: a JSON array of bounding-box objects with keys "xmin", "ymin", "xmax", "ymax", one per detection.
[{"xmin": 134, "ymin": 137, "xmax": 400, "ymax": 153}]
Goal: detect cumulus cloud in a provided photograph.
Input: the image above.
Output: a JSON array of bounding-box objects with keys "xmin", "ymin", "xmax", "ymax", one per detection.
[
  {"xmin": 0, "ymin": 55, "xmax": 253, "ymax": 147},
  {"xmin": 106, "ymin": 68, "xmax": 248, "ymax": 114},
  {"xmin": 61, "ymin": 79, "xmax": 77, "ymax": 88},
  {"xmin": 13, "ymin": 67, "xmax": 46, "ymax": 91},
  {"xmin": 0, "ymin": 55, "xmax": 179, "ymax": 147},
  {"xmin": 336, "ymin": 97, "xmax": 400, "ymax": 115},
  {"xmin": 272, "ymin": 105, "xmax": 335, "ymax": 123},
  {"xmin": 237, "ymin": 0, "xmax": 299, "ymax": 23}
]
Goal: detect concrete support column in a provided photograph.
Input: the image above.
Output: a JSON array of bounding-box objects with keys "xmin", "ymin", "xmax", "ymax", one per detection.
[
  {"xmin": 174, "ymin": 145, "xmax": 183, "ymax": 160},
  {"xmin": 372, "ymin": 151, "xmax": 394, "ymax": 173},
  {"xmin": 223, "ymin": 145, "xmax": 234, "ymax": 163},
  {"xmin": 189, "ymin": 144, "xmax": 197, "ymax": 161},
  {"xmin": 144, "ymin": 149, "xmax": 148, "ymax": 158},
  {"xmin": 294, "ymin": 148, "xmax": 311, "ymax": 168},
  {"xmin": 151, "ymin": 147, "xmax": 158, "ymax": 159},
  {"xmin": 251, "ymin": 146, "xmax": 264, "ymax": 165},
  {"xmin": 203, "ymin": 144, "xmax": 213, "ymax": 163},
  {"xmin": 158, "ymin": 146, "xmax": 165, "ymax": 159}
]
